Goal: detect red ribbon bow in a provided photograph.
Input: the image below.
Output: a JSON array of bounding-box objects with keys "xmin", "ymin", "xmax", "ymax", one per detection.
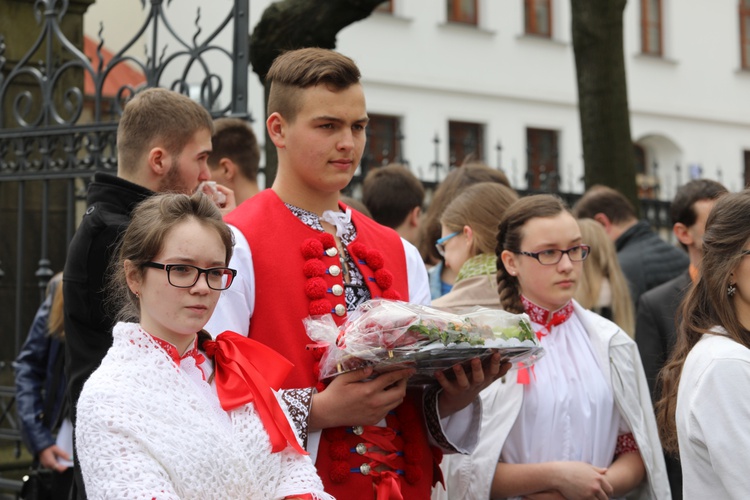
[{"xmin": 203, "ymin": 331, "xmax": 307, "ymax": 455}]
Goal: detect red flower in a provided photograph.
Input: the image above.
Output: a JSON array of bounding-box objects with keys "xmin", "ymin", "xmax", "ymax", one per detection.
[{"xmin": 301, "ymin": 239, "xmax": 324, "ymax": 259}]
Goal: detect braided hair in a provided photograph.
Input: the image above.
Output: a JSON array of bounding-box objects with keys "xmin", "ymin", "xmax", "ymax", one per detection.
[{"xmin": 495, "ymin": 194, "xmax": 569, "ymax": 313}]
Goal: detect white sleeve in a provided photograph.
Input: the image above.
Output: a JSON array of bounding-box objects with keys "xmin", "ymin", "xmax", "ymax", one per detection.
[
  {"xmin": 206, "ymin": 225, "xmax": 255, "ymax": 338},
  {"xmin": 403, "ymin": 238, "xmax": 430, "ymax": 306},
  {"xmin": 685, "ymin": 357, "xmax": 750, "ymax": 497}
]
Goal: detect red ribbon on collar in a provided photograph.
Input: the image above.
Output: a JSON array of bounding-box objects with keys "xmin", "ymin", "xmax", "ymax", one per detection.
[
  {"xmin": 203, "ymin": 331, "xmax": 307, "ymax": 455},
  {"xmin": 516, "ymin": 297, "xmax": 573, "ymax": 384}
]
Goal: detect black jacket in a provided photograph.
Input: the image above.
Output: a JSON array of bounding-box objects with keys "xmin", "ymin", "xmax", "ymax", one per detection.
[
  {"xmin": 616, "ymin": 220, "xmax": 689, "ymax": 306},
  {"xmin": 635, "ymin": 270, "xmax": 691, "ymax": 500},
  {"xmin": 63, "ymin": 173, "xmax": 152, "ymax": 420}
]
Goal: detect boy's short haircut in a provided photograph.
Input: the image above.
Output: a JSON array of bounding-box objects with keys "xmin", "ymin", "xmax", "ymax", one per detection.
[
  {"xmin": 117, "ymin": 88, "xmax": 214, "ymax": 174},
  {"xmin": 362, "ymin": 164, "xmax": 425, "ymax": 229},
  {"xmin": 207, "ymin": 118, "xmax": 260, "ymax": 181},
  {"xmin": 572, "ymin": 184, "xmax": 637, "ymax": 224},
  {"xmin": 669, "ymin": 179, "xmax": 727, "ymax": 227},
  {"xmin": 266, "ymin": 47, "xmax": 361, "ymax": 123}
]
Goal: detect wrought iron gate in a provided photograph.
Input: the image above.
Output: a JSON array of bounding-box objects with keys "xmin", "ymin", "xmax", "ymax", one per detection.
[{"xmin": 0, "ymin": 0, "xmax": 250, "ymax": 489}]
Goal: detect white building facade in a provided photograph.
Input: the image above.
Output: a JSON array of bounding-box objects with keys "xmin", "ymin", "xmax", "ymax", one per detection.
[{"xmin": 85, "ymin": 0, "xmax": 750, "ymax": 197}]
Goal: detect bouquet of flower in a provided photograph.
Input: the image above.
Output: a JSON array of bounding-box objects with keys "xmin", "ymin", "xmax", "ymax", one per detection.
[{"xmin": 304, "ymin": 299, "xmax": 544, "ymax": 383}]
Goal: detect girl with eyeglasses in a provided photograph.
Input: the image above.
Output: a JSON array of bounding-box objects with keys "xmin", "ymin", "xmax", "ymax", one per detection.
[
  {"xmin": 74, "ymin": 192, "xmax": 331, "ymax": 500},
  {"xmin": 657, "ymin": 190, "xmax": 750, "ymax": 497},
  {"xmin": 435, "ymin": 194, "xmax": 670, "ymax": 500}
]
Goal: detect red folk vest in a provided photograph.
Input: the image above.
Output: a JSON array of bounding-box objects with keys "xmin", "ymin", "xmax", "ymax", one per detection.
[{"xmin": 225, "ymin": 190, "xmax": 439, "ymax": 499}]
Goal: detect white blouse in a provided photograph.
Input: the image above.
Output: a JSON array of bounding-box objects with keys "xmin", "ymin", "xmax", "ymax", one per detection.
[{"xmin": 501, "ymin": 310, "xmax": 623, "ymax": 468}]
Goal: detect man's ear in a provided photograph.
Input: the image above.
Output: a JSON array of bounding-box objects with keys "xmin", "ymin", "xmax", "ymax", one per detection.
[
  {"xmin": 673, "ymin": 222, "xmax": 693, "ymax": 247},
  {"xmin": 407, "ymin": 206, "xmax": 421, "ymax": 228},
  {"xmin": 267, "ymin": 112, "xmax": 287, "ymax": 148},
  {"xmin": 500, "ymin": 249, "xmax": 518, "ymax": 277},
  {"xmin": 592, "ymin": 213, "xmax": 611, "ymax": 230},
  {"xmin": 147, "ymin": 147, "xmax": 168, "ymax": 176},
  {"xmin": 220, "ymin": 158, "xmax": 236, "ymax": 181}
]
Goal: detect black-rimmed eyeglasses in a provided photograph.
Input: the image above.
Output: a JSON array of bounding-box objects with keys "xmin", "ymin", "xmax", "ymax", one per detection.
[
  {"xmin": 515, "ymin": 245, "xmax": 590, "ymax": 266},
  {"xmin": 143, "ymin": 262, "xmax": 237, "ymax": 290}
]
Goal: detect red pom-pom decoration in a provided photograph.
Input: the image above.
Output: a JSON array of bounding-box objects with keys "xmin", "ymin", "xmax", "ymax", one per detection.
[
  {"xmin": 403, "ymin": 441, "xmax": 423, "ymax": 464},
  {"xmin": 309, "ymin": 299, "xmax": 332, "ymax": 316},
  {"xmin": 315, "ymin": 381, "xmax": 327, "ymax": 393},
  {"xmin": 330, "ymin": 441, "xmax": 351, "ymax": 460},
  {"xmin": 302, "ymin": 239, "xmax": 324, "ymax": 259},
  {"xmin": 349, "ymin": 243, "xmax": 367, "ymax": 260},
  {"xmin": 404, "ymin": 464, "xmax": 422, "ymax": 484},
  {"xmin": 382, "ymin": 289, "xmax": 401, "ymax": 300},
  {"xmin": 319, "ymin": 233, "xmax": 336, "ymax": 249},
  {"xmin": 312, "ymin": 361, "xmax": 321, "ymax": 377},
  {"xmin": 305, "ymin": 277, "xmax": 327, "ymax": 300},
  {"xmin": 326, "ymin": 428, "xmax": 348, "ymax": 442},
  {"xmin": 365, "ymin": 249, "xmax": 385, "ymax": 270},
  {"xmin": 303, "ymin": 259, "xmax": 327, "ymax": 278},
  {"xmin": 374, "ymin": 269, "xmax": 394, "ymax": 290},
  {"xmin": 310, "ymin": 347, "xmax": 324, "ymax": 361},
  {"xmin": 330, "ymin": 461, "xmax": 350, "ymax": 483}
]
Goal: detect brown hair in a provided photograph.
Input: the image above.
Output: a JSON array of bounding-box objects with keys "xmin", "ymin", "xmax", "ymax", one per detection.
[
  {"xmin": 656, "ymin": 189, "xmax": 750, "ymax": 454},
  {"xmin": 495, "ymin": 195, "xmax": 569, "ymax": 313},
  {"xmin": 207, "ymin": 117, "xmax": 260, "ymax": 181},
  {"xmin": 575, "ymin": 218, "xmax": 635, "ymax": 336},
  {"xmin": 266, "ymin": 48, "xmax": 361, "ymax": 123},
  {"xmin": 419, "ymin": 163, "xmax": 511, "ymax": 265},
  {"xmin": 117, "ymin": 88, "xmax": 214, "ymax": 174},
  {"xmin": 441, "ymin": 183, "xmax": 518, "ymax": 257},
  {"xmin": 109, "ymin": 192, "xmax": 234, "ymax": 322},
  {"xmin": 362, "ymin": 164, "xmax": 425, "ymax": 229},
  {"xmin": 669, "ymin": 179, "xmax": 728, "ymax": 250},
  {"xmin": 572, "ymin": 185, "xmax": 637, "ymax": 224}
]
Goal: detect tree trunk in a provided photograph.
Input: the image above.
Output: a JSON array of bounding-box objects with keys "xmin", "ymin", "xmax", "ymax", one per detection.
[
  {"xmin": 571, "ymin": 0, "xmax": 640, "ymax": 214},
  {"xmin": 250, "ymin": 0, "xmax": 384, "ymax": 184}
]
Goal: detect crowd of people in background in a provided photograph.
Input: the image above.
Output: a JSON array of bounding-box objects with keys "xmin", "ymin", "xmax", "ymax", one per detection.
[{"xmin": 12, "ymin": 46, "xmax": 749, "ymax": 499}]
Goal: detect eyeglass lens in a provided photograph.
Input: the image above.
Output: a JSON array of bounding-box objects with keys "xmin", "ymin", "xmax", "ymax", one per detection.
[{"xmin": 167, "ymin": 265, "xmax": 233, "ymax": 290}]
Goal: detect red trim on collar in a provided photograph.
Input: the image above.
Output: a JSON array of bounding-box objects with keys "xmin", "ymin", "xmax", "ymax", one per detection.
[
  {"xmin": 144, "ymin": 330, "xmax": 205, "ymax": 367},
  {"xmin": 520, "ymin": 296, "xmax": 573, "ymax": 340}
]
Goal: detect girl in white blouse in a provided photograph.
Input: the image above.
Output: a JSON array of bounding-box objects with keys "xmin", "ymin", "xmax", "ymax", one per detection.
[
  {"xmin": 658, "ymin": 190, "xmax": 750, "ymax": 498},
  {"xmin": 434, "ymin": 194, "xmax": 669, "ymax": 500}
]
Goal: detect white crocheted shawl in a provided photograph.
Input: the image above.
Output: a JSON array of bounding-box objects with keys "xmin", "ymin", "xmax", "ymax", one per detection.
[{"xmin": 76, "ymin": 322, "xmax": 332, "ymax": 500}]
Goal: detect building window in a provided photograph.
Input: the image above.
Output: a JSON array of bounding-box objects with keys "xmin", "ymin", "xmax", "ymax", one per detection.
[
  {"xmin": 449, "ymin": 121, "xmax": 484, "ymax": 167},
  {"xmin": 526, "ymin": 128, "xmax": 559, "ymax": 191},
  {"xmin": 744, "ymin": 150, "xmax": 750, "ymax": 187},
  {"xmin": 525, "ymin": 0, "xmax": 552, "ymax": 37},
  {"xmin": 375, "ymin": 1, "xmax": 393, "ymax": 13},
  {"xmin": 363, "ymin": 114, "xmax": 401, "ymax": 169},
  {"xmin": 641, "ymin": 0, "xmax": 663, "ymax": 56},
  {"xmin": 447, "ymin": 0, "xmax": 478, "ymax": 25},
  {"xmin": 741, "ymin": 1, "xmax": 750, "ymax": 68}
]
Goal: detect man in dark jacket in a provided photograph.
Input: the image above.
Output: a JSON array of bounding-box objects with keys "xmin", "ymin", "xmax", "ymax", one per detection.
[
  {"xmin": 63, "ymin": 88, "xmax": 215, "ymax": 498},
  {"xmin": 573, "ymin": 185, "xmax": 689, "ymax": 306},
  {"xmin": 635, "ymin": 179, "xmax": 727, "ymax": 500}
]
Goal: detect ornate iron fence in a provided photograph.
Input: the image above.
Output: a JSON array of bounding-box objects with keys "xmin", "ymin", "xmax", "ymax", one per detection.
[{"xmin": 0, "ymin": 0, "xmax": 249, "ymax": 488}]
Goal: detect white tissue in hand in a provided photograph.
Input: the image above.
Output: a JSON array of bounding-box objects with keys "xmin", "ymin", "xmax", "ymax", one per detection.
[{"xmin": 197, "ymin": 181, "xmax": 227, "ymax": 206}]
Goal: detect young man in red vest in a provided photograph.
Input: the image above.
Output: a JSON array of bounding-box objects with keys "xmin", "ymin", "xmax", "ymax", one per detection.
[{"xmin": 207, "ymin": 47, "xmax": 508, "ymax": 499}]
